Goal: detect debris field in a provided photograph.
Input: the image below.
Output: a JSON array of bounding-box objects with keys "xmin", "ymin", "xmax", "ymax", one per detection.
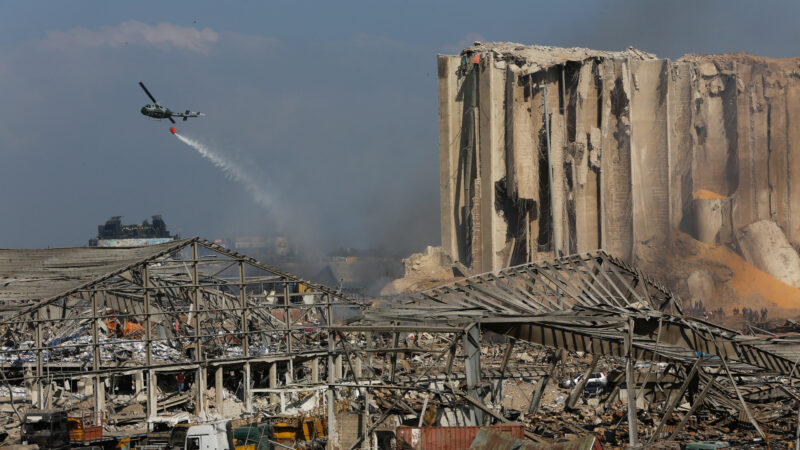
[{"xmin": 4, "ymin": 42, "xmax": 800, "ymax": 449}]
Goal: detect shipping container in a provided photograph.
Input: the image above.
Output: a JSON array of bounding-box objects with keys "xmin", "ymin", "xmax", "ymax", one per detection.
[
  {"xmin": 68, "ymin": 412, "xmax": 104, "ymax": 442},
  {"xmin": 396, "ymin": 424, "xmax": 525, "ymax": 450}
]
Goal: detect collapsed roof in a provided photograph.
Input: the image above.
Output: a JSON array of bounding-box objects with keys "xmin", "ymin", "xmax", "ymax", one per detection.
[
  {"xmin": 362, "ymin": 251, "xmax": 800, "ymax": 375},
  {"xmin": 1, "ymin": 239, "xmax": 799, "ymax": 445},
  {"xmin": 0, "ymin": 239, "xmax": 192, "ymax": 317}
]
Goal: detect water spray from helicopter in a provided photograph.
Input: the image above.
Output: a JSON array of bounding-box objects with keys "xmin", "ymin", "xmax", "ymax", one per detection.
[
  {"xmin": 141, "ymin": 82, "xmax": 319, "ymax": 252},
  {"xmin": 172, "ymin": 131, "xmax": 277, "ymax": 212}
]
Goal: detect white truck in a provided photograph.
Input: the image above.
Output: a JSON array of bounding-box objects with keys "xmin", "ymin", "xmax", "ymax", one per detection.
[{"xmin": 184, "ymin": 420, "xmax": 235, "ymax": 450}]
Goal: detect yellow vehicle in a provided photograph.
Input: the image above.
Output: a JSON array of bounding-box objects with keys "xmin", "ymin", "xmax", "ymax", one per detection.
[{"xmin": 270, "ymin": 413, "xmax": 326, "ymax": 445}]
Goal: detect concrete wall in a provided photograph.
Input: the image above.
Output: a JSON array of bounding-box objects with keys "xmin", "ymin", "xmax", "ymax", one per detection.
[{"xmin": 438, "ymin": 44, "xmax": 800, "ymax": 273}]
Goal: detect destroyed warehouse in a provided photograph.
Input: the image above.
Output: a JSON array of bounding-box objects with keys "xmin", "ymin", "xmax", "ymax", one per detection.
[{"xmin": 2, "ymin": 42, "xmax": 800, "ymax": 448}]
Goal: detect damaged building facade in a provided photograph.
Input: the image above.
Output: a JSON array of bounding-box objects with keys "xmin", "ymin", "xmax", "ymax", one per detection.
[{"xmin": 438, "ymin": 42, "xmax": 800, "ymax": 286}]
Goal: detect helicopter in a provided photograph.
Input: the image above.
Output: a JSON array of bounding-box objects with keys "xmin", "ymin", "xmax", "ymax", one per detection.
[{"xmin": 138, "ymin": 81, "xmax": 205, "ymax": 124}]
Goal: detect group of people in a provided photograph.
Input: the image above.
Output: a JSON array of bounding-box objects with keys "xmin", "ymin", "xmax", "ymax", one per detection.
[
  {"xmin": 688, "ymin": 301, "xmax": 769, "ymax": 323},
  {"xmin": 686, "ymin": 300, "xmax": 724, "ymax": 321},
  {"xmin": 733, "ymin": 307, "xmax": 768, "ymax": 323}
]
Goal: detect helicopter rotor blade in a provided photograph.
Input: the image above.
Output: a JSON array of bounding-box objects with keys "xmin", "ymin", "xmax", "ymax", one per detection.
[{"xmin": 138, "ymin": 81, "xmax": 159, "ymax": 105}]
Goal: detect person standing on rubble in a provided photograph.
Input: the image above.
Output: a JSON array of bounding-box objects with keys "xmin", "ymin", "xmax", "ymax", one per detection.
[{"xmin": 176, "ymin": 372, "xmax": 185, "ymax": 392}]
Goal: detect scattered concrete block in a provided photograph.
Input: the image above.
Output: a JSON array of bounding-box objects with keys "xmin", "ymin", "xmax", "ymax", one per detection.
[{"xmin": 735, "ymin": 220, "xmax": 800, "ymax": 288}]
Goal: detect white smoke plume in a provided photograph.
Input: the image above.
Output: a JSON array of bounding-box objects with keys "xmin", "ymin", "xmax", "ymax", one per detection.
[{"xmin": 174, "ymin": 133, "xmax": 276, "ymax": 211}]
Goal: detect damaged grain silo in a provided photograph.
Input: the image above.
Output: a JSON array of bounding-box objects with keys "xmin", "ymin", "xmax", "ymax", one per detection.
[{"xmin": 437, "ymin": 42, "xmax": 800, "ymax": 313}]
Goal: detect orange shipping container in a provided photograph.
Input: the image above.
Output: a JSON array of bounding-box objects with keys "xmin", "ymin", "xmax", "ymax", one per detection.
[
  {"xmin": 396, "ymin": 424, "xmax": 525, "ymax": 450},
  {"xmin": 68, "ymin": 412, "xmax": 104, "ymax": 442}
]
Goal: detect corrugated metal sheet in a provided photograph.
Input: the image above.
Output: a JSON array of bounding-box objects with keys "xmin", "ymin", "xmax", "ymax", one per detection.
[
  {"xmin": 469, "ymin": 427, "xmax": 537, "ymax": 450},
  {"xmin": 96, "ymin": 238, "xmax": 175, "ymax": 247},
  {"xmin": 470, "ymin": 427, "xmax": 602, "ymax": 450},
  {"xmin": 0, "ymin": 239, "xmax": 191, "ymax": 305},
  {"xmin": 396, "ymin": 425, "xmax": 525, "ymax": 450}
]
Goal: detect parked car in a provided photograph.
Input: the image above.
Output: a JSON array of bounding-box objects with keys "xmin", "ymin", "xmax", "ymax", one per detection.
[
  {"xmin": 583, "ymin": 380, "xmax": 606, "ymax": 397},
  {"xmin": 559, "ymin": 371, "xmax": 607, "ymax": 389}
]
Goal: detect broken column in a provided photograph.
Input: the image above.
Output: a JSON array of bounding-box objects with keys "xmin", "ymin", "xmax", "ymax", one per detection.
[
  {"xmin": 692, "ymin": 190, "xmax": 733, "ymax": 245},
  {"xmin": 269, "ymin": 363, "xmax": 278, "ymax": 404},
  {"xmin": 244, "ymin": 363, "xmax": 252, "ymax": 413},
  {"xmin": 312, "ymin": 358, "xmax": 320, "ymax": 383},
  {"xmin": 147, "ymin": 371, "xmax": 157, "ymax": 422},
  {"xmin": 195, "ymin": 368, "xmax": 205, "ymax": 416},
  {"xmin": 215, "ymin": 367, "xmax": 223, "ymax": 413}
]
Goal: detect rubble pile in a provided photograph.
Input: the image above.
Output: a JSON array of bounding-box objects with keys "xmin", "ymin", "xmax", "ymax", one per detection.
[
  {"xmin": 2, "ymin": 238, "xmax": 800, "ymax": 447},
  {"xmin": 0, "ymin": 238, "xmax": 358, "ymax": 446},
  {"xmin": 345, "ymin": 250, "xmax": 800, "ymax": 447}
]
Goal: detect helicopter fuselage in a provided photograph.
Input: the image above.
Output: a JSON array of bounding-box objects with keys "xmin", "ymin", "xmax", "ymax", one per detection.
[
  {"xmin": 138, "ymin": 82, "xmax": 204, "ymax": 124},
  {"xmin": 140, "ymin": 104, "xmax": 173, "ymax": 120}
]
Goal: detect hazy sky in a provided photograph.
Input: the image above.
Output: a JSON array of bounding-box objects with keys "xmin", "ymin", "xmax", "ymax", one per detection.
[{"xmin": 2, "ymin": 1, "xmax": 800, "ymax": 254}]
